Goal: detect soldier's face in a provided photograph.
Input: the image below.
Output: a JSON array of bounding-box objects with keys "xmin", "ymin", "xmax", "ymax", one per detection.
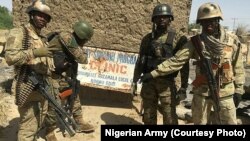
[
  {"xmin": 31, "ymin": 11, "xmax": 50, "ymax": 29},
  {"xmin": 77, "ymin": 39, "xmax": 88, "ymax": 47},
  {"xmin": 74, "ymin": 33, "xmax": 88, "ymax": 47},
  {"xmin": 200, "ymin": 18, "xmax": 220, "ymax": 35},
  {"xmin": 154, "ymin": 15, "xmax": 171, "ymax": 29}
]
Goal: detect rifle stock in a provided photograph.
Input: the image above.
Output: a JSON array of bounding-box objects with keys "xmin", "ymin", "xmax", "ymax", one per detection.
[
  {"xmin": 28, "ymin": 71, "xmax": 77, "ymax": 136},
  {"xmin": 191, "ymin": 35, "xmax": 221, "ymax": 124}
]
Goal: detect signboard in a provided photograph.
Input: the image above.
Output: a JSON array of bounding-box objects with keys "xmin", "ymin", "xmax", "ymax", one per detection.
[{"xmin": 78, "ymin": 46, "xmax": 141, "ymax": 93}]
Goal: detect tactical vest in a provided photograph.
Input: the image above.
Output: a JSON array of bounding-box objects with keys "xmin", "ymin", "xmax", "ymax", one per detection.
[
  {"xmin": 145, "ymin": 30, "xmax": 176, "ymax": 73},
  {"xmin": 192, "ymin": 46, "xmax": 235, "ymax": 87}
]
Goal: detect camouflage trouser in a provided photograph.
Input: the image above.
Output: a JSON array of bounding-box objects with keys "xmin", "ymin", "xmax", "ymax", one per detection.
[
  {"xmin": 17, "ymin": 91, "xmax": 48, "ymax": 141},
  {"xmin": 192, "ymin": 94, "xmax": 237, "ymax": 125},
  {"xmin": 44, "ymin": 92, "xmax": 83, "ymax": 127},
  {"xmin": 141, "ymin": 78, "xmax": 178, "ymax": 125},
  {"xmin": 44, "ymin": 76, "xmax": 83, "ymax": 128}
]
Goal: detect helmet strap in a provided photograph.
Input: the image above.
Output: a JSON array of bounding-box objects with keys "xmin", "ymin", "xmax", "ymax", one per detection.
[{"xmin": 152, "ymin": 23, "xmax": 156, "ymax": 39}]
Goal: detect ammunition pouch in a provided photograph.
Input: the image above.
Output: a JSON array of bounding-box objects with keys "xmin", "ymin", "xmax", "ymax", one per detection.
[
  {"xmin": 193, "ymin": 61, "xmax": 234, "ymax": 87},
  {"xmin": 145, "ymin": 56, "xmax": 162, "ymax": 72},
  {"xmin": 150, "ymin": 40, "xmax": 173, "ymax": 59},
  {"xmin": 151, "ymin": 41, "xmax": 164, "ymax": 58},
  {"xmin": 192, "ymin": 74, "xmax": 207, "ymax": 88},
  {"xmin": 221, "ymin": 62, "xmax": 234, "ymax": 83}
]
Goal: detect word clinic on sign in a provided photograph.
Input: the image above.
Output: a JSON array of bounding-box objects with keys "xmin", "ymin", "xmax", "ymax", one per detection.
[
  {"xmin": 78, "ymin": 47, "xmax": 140, "ymax": 91},
  {"xmin": 89, "ymin": 60, "xmax": 127, "ymax": 74}
]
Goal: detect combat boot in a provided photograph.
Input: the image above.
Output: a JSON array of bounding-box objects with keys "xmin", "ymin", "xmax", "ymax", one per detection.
[
  {"xmin": 45, "ymin": 126, "xmax": 58, "ymax": 141},
  {"xmin": 74, "ymin": 116, "xmax": 95, "ymax": 133}
]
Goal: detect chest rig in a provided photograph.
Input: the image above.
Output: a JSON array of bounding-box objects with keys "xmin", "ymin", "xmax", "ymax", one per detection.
[
  {"xmin": 192, "ymin": 35, "xmax": 235, "ymax": 89},
  {"xmin": 145, "ymin": 29, "xmax": 176, "ymax": 73}
]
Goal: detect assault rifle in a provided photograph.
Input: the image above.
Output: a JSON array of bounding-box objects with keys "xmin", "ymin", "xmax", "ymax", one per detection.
[
  {"xmin": 28, "ymin": 71, "xmax": 77, "ymax": 136},
  {"xmin": 64, "ymin": 61, "xmax": 80, "ymax": 114},
  {"xmin": 191, "ymin": 35, "xmax": 221, "ymax": 124}
]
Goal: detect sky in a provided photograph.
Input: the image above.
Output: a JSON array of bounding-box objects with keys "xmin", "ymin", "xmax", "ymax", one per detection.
[
  {"xmin": 0, "ymin": 0, "xmax": 250, "ymax": 31},
  {"xmin": 0, "ymin": 0, "xmax": 12, "ymax": 11},
  {"xmin": 189, "ymin": 0, "xmax": 250, "ymax": 31}
]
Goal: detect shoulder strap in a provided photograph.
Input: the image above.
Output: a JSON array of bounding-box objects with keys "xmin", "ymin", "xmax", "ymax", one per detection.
[
  {"xmin": 166, "ymin": 28, "xmax": 176, "ymax": 46},
  {"xmin": 191, "ymin": 35, "xmax": 204, "ymax": 59},
  {"xmin": 47, "ymin": 32, "xmax": 59, "ymax": 42},
  {"xmin": 173, "ymin": 35, "xmax": 188, "ymax": 55},
  {"xmin": 232, "ymin": 43, "xmax": 241, "ymax": 67}
]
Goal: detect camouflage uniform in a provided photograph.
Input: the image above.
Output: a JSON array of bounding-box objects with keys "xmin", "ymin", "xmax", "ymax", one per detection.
[
  {"xmin": 4, "ymin": 1, "xmax": 55, "ymax": 140},
  {"xmin": 44, "ymin": 20, "xmax": 94, "ymax": 140},
  {"xmin": 132, "ymin": 4, "xmax": 189, "ymax": 125},
  {"xmin": 44, "ymin": 31, "xmax": 88, "ymax": 127},
  {"xmin": 149, "ymin": 3, "xmax": 245, "ymax": 124},
  {"xmin": 4, "ymin": 23, "xmax": 55, "ymax": 141}
]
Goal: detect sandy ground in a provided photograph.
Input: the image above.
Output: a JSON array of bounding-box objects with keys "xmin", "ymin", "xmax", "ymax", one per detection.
[
  {"xmin": 0, "ymin": 86, "xmax": 192, "ymax": 141},
  {"xmin": 1, "ymin": 86, "xmax": 250, "ymax": 141},
  {"xmin": 1, "ymin": 60, "xmax": 249, "ymax": 141}
]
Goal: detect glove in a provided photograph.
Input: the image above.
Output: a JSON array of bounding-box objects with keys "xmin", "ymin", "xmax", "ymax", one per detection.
[
  {"xmin": 140, "ymin": 73, "xmax": 153, "ymax": 83},
  {"xmin": 233, "ymin": 93, "xmax": 242, "ymax": 108},
  {"xmin": 33, "ymin": 44, "xmax": 59, "ymax": 57},
  {"xmin": 131, "ymin": 82, "xmax": 137, "ymax": 96}
]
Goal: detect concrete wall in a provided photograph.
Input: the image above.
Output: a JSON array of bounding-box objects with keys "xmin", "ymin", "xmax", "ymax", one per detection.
[{"xmin": 13, "ymin": 0, "xmax": 192, "ymax": 53}]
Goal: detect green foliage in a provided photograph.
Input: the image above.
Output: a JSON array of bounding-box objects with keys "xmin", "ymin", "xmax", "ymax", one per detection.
[
  {"xmin": 0, "ymin": 6, "xmax": 13, "ymax": 29},
  {"xmin": 188, "ymin": 23, "xmax": 201, "ymax": 32}
]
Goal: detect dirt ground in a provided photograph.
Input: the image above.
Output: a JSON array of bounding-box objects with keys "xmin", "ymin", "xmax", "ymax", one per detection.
[
  {"xmin": 0, "ymin": 85, "xmax": 192, "ymax": 141},
  {"xmin": 1, "ymin": 60, "xmax": 250, "ymax": 141},
  {"xmin": 1, "ymin": 86, "xmax": 250, "ymax": 141}
]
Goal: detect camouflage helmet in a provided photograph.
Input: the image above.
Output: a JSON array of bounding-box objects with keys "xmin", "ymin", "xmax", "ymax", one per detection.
[
  {"xmin": 152, "ymin": 4, "xmax": 174, "ymax": 22},
  {"xmin": 73, "ymin": 20, "xmax": 94, "ymax": 40},
  {"xmin": 26, "ymin": 0, "xmax": 51, "ymax": 21},
  {"xmin": 196, "ymin": 2, "xmax": 223, "ymax": 23}
]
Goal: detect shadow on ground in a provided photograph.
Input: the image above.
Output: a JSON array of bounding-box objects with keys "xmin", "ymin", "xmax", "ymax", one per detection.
[
  {"xmin": 0, "ymin": 117, "xmax": 19, "ymax": 141},
  {"xmin": 79, "ymin": 86, "xmax": 133, "ymax": 109},
  {"xmin": 101, "ymin": 112, "xmax": 142, "ymax": 125}
]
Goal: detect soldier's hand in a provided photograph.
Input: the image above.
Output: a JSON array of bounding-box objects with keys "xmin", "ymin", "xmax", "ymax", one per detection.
[
  {"xmin": 131, "ymin": 82, "xmax": 137, "ymax": 96},
  {"xmin": 33, "ymin": 44, "xmax": 59, "ymax": 57},
  {"xmin": 233, "ymin": 93, "xmax": 242, "ymax": 108},
  {"xmin": 131, "ymin": 82, "xmax": 140, "ymax": 102},
  {"xmin": 140, "ymin": 73, "xmax": 153, "ymax": 83}
]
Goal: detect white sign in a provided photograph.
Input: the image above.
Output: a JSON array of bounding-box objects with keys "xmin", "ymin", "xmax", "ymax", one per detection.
[{"xmin": 78, "ymin": 47, "xmax": 140, "ymax": 93}]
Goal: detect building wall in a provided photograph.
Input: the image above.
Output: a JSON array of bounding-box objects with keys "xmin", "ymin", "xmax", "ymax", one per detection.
[{"xmin": 13, "ymin": 0, "xmax": 192, "ymax": 53}]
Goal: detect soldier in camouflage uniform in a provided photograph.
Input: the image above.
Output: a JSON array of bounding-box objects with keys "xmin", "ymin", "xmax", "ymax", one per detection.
[
  {"xmin": 44, "ymin": 20, "xmax": 94, "ymax": 141},
  {"xmin": 4, "ymin": 1, "xmax": 59, "ymax": 140},
  {"xmin": 141, "ymin": 2, "xmax": 245, "ymax": 125},
  {"xmin": 131, "ymin": 4, "xmax": 189, "ymax": 125}
]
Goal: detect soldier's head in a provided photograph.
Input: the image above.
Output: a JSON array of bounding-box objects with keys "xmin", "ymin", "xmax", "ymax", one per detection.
[
  {"xmin": 73, "ymin": 20, "xmax": 94, "ymax": 46},
  {"xmin": 151, "ymin": 4, "xmax": 174, "ymax": 30},
  {"xmin": 26, "ymin": 0, "xmax": 51, "ymax": 29},
  {"xmin": 196, "ymin": 2, "xmax": 223, "ymax": 35}
]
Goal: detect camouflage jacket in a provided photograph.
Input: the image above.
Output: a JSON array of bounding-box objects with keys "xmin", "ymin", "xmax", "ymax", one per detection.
[
  {"xmin": 48, "ymin": 31, "xmax": 88, "ymax": 90},
  {"xmin": 151, "ymin": 29, "xmax": 245, "ymax": 97},
  {"xmin": 48, "ymin": 31, "xmax": 88, "ymax": 64},
  {"xmin": 133, "ymin": 29, "xmax": 189, "ymax": 89},
  {"xmin": 4, "ymin": 23, "xmax": 54, "ymax": 75}
]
